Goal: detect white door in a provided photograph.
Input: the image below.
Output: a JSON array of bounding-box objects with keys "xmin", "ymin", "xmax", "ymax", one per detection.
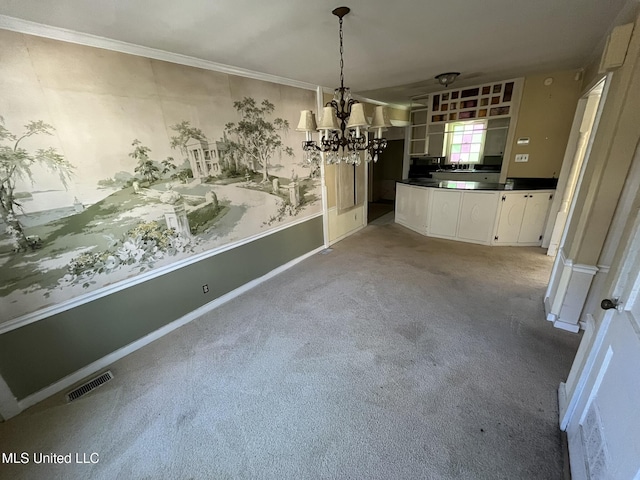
[{"xmin": 566, "ymin": 209, "xmax": 640, "ymax": 480}]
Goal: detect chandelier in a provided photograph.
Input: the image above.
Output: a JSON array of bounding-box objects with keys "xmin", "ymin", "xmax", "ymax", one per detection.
[{"xmin": 296, "ymin": 6, "xmax": 391, "ymax": 166}]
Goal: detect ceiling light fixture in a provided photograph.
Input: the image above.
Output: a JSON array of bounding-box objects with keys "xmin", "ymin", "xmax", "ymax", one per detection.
[
  {"xmin": 296, "ymin": 6, "xmax": 391, "ymax": 166},
  {"xmin": 435, "ymin": 72, "xmax": 461, "ymax": 88}
]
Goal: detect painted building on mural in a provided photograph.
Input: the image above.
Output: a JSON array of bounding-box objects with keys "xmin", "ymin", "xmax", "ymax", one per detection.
[{"xmin": 186, "ymin": 138, "xmax": 221, "ymax": 179}]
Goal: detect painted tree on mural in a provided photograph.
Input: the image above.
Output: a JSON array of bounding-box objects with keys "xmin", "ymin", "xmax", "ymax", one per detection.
[
  {"xmin": 169, "ymin": 121, "xmax": 207, "ymax": 158},
  {"xmin": 130, "ymin": 139, "xmax": 160, "ymax": 184},
  {"xmin": 224, "ymin": 98, "xmax": 294, "ymax": 183},
  {"xmin": 0, "ymin": 116, "xmax": 74, "ymax": 252}
]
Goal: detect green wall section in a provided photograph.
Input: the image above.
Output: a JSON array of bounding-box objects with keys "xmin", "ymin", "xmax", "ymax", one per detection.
[{"xmin": 0, "ymin": 216, "xmax": 324, "ymax": 400}]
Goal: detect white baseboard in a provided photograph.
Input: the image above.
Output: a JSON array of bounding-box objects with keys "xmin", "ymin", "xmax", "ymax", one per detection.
[
  {"xmin": 395, "ymin": 220, "xmax": 426, "ymax": 236},
  {"xmin": 567, "ymin": 424, "xmax": 587, "ymax": 480},
  {"xmin": 558, "ymin": 382, "xmax": 568, "ymax": 428},
  {"xmin": 328, "ymin": 225, "xmax": 366, "ymax": 246},
  {"xmin": 2, "ymin": 245, "xmax": 325, "ymax": 420},
  {"xmin": 553, "ymin": 319, "xmax": 581, "ymax": 333}
]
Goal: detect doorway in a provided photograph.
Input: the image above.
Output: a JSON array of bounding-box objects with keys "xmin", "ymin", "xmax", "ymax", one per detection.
[
  {"xmin": 367, "ymin": 138, "xmax": 404, "ymax": 223},
  {"xmin": 546, "ymin": 78, "xmax": 607, "ymax": 257}
]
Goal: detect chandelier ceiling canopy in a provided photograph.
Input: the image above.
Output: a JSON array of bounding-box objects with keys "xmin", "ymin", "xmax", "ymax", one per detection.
[{"xmin": 435, "ymin": 72, "xmax": 461, "ymax": 88}]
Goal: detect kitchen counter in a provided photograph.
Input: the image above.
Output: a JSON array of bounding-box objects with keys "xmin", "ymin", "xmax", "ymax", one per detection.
[
  {"xmin": 399, "ymin": 178, "xmax": 557, "ymax": 191},
  {"xmin": 396, "ymin": 181, "xmax": 556, "ymax": 246}
]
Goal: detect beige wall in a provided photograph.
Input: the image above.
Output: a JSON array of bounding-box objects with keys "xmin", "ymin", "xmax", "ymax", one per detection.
[
  {"xmin": 321, "ymin": 92, "xmax": 403, "ymax": 243},
  {"xmin": 506, "ymin": 70, "xmax": 583, "ymax": 178},
  {"xmin": 560, "ymin": 5, "xmax": 640, "ymax": 420},
  {"xmin": 564, "ymin": 11, "xmax": 640, "ymax": 266}
]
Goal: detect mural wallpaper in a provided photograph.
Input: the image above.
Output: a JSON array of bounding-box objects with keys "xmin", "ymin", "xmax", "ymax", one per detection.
[{"xmin": 0, "ymin": 30, "xmax": 321, "ymax": 323}]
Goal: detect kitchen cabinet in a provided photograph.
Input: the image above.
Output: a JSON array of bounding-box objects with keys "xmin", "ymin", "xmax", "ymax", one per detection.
[
  {"xmin": 428, "ymin": 190, "xmax": 462, "ymax": 238},
  {"xmin": 484, "ymin": 118, "xmax": 510, "ymax": 156},
  {"xmin": 457, "ymin": 192, "xmax": 500, "ymax": 244},
  {"xmin": 493, "ymin": 191, "xmax": 554, "ymax": 245},
  {"xmin": 428, "ymin": 80, "xmax": 519, "ymax": 124},
  {"xmin": 409, "ymin": 78, "xmax": 521, "ymax": 161},
  {"xmin": 427, "ymin": 190, "xmax": 498, "ymax": 244},
  {"xmin": 426, "ymin": 124, "xmax": 445, "ymax": 157},
  {"xmin": 395, "ymin": 183, "xmax": 429, "ymax": 234},
  {"xmin": 409, "ymin": 109, "xmax": 428, "ymax": 156},
  {"xmin": 395, "ymin": 182, "xmax": 554, "ymax": 247}
]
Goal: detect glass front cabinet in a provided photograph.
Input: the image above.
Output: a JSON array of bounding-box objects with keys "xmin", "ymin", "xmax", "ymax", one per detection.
[{"xmin": 409, "ymin": 78, "xmax": 523, "ymax": 162}]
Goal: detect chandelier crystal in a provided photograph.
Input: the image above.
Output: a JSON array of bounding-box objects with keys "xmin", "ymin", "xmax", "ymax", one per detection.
[{"xmin": 297, "ymin": 6, "xmax": 391, "ymax": 166}]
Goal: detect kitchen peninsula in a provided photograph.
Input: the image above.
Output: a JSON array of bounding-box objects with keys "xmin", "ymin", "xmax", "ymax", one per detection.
[{"xmin": 395, "ymin": 179, "xmax": 555, "ymax": 246}]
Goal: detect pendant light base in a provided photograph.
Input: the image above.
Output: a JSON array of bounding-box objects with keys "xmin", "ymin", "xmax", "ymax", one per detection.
[{"xmin": 332, "ymin": 6, "xmax": 350, "ymax": 18}]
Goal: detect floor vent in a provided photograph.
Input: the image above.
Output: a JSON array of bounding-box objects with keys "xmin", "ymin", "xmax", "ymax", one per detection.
[{"xmin": 66, "ymin": 371, "xmax": 113, "ymax": 402}]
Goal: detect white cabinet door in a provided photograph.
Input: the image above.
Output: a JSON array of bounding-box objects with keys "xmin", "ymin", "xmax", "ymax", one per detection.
[
  {"xmin": 429, "ymin": 190, "xmax": 462, "ymax": 238},
  {"xmin": 494, "ymin": 193, "xmax": 527, "ymax": 244},
  {"xmin": 457, "ymin": 192, "xmax": 499, "ymax": 244},
  {"xmin": 409, "ymin": 186, "xmax": 429, "ymax": 233},
  {"xmin": 518, "ymin": 192, "xmax": 553, "ymax": 244},
  {"xmin": 395, "ymin": 184, "xmax": 429, "ymax": 234},
  {"xmin": 395, "ymin": 183, "xmax": 411, "ymax": 225}
]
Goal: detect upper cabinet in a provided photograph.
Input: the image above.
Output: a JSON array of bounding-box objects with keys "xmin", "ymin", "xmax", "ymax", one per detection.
[
  {"xmin": 484, "ymin": 118, "xmax": 510, "ymax": 156},
  {"xmin": 429, "ymin": 80, "xmax": 516, "ymax": 124},
  {"xmin": 410, "ymin": 109, "xmax": 429, "ymax": 156},
  {"xmin": 410, "ymin": 78, "xmax": 523, "ymax": 160}
]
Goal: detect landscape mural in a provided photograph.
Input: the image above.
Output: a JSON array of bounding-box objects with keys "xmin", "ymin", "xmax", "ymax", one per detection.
[{"xmin": 0, "ymin": 30, "xmax": 321, "ymax": 322}]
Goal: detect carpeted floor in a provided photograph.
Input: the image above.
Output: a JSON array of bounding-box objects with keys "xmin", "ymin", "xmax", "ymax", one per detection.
[
  {"xmin": 0, "ymin": 212, "xmax": 581, "ymax": 479},
  {"xmin": 368, "ymin": 200, "xmax": 395, "ymax": 222}
]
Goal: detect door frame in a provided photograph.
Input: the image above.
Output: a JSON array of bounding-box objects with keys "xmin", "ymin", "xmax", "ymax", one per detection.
[{"xmin": 544, "ymin": 78, "xmax": 607, "ymax": 254}]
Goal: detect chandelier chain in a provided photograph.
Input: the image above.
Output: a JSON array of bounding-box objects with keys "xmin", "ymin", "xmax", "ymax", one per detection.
[{"xmin": 339, "ymin": 16, "xmax": 344, "ymax": 89}]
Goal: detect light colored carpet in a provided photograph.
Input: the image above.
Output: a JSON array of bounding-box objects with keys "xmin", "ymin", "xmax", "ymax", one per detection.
[{"xmin": 0, "ymin": 213, "xmax": 581, "ymax": 479}]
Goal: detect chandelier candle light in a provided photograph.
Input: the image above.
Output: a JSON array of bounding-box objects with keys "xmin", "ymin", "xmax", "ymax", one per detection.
[{"xmin": 296, "ymin": 6, "xmax": 392, "ymax": 166}]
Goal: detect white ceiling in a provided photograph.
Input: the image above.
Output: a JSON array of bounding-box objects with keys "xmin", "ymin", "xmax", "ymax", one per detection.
[{"xmin": 0, "ymin": 0, "xmax": 637, "ymax": 105}]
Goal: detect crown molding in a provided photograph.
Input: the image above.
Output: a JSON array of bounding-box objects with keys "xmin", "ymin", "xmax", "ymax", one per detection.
[{"xmin": 0, "ymin": 15, "xmax": 319, "ymax": 92}]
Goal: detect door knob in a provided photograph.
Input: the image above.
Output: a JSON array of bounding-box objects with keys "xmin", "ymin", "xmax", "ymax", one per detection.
[{"xmin": 601, "ymin": 298, "xmax": 620, "ymax": 310}]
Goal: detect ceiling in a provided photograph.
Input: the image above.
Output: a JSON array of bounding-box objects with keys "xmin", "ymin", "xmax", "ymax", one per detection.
[{"xmin": 0, "ymin": 0, "xmax": 636, "ymax": 106}]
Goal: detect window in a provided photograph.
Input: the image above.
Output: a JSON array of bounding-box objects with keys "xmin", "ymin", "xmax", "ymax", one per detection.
[{"xmin": 445, "ymin": 120, "xmax": 487, "ymax": 164}]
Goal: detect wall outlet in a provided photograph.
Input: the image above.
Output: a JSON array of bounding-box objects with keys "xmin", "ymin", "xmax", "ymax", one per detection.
[
  {"xmin": 202, "ymin": 284, "xmax": 209, "ymax": 294},
  {"xmin": 515, "ymin": 154, "xmax": 529, "ymax": 163}
]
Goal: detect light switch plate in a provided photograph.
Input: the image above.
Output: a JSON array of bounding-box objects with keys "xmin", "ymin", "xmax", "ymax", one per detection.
[{"xmin": 515, "ymin": 154, "xmax": 529, "ymax": 163}]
